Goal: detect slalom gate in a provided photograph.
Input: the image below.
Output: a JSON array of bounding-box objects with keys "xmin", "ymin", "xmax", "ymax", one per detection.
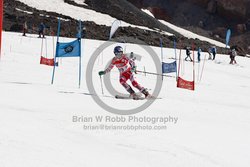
[
  {"xmin": 40, "ymin": 35, "xmax": 57, "ymax": 66},
  {"xmin": 176, "ymin": 44, "xmax": 195, "ymax": 91},
  {"xmin": 51, "ymin": 18, "xmax": 83, "ymax": 88},
  {"xmin": 160, "ymin": 38, "xmax": 177, "ymax": 80}
]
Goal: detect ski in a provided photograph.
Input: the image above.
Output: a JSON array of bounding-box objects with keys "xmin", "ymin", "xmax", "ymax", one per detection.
[
  {"xmin": 115, "ymin": 94, "xmax": 144, "ymax": 100},
  {"xmin": 115, "ymin": 94, "xmax": 161, "ymax": 100}
]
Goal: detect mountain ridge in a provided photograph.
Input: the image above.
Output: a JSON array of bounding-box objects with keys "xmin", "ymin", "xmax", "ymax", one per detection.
[{"xmin": 3, "ymin": 0, "xmax": 249, "ymax": 55}]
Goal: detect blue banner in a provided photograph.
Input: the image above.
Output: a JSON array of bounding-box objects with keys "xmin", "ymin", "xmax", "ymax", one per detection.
[
  {"xmin": 226, "ymin": 29, "xmax": 231, "ymax": 48},
  {"xmin": 56, "ymin": 39, "xmax": 81, "ymax": 57},
  {"xmin": 162, "ymin": 61, "xmax": 177, "ymax": 73}
]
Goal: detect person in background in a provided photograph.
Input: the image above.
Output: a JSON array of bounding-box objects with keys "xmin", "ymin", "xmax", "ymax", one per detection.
[
  {"xmin": 207, "ymin": 47, "xmax": 212, "ymax": 60},
  {"xmin": 38, "ymin": 22, "xmax": 45, "ymax": 38},
  {"xmin": 197, "ymin": 47, "xmax": 202, "ymax": 62},
  {"xmin": 23, "ymin": 21, "xmax": 28, "ymax": 36},
  {"xmin": 185, "ymin": 46, "xmax": 192, "ymax": 62},
  {"xmin": 50, "ymin": 27, "xmax": 55, "ymax": 36},
  {"xmin": 211, "ymin": 46, "xmax": 217, "ymax": 60},
  {"xmin": 229, "ymin": 48, "xmax": 237, "ymax": 64}
]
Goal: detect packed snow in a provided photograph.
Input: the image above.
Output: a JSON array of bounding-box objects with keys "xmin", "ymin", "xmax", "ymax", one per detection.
[
  {"xmin": 72, "ymin": 0, "xmax": 87, "ymax": 6},
  {"xmin": 141, "ymin": 9, "xmax": 226, "ymax": 48},
  {"xmin": 159, "ymin": 20, "xmax": 226, "ymax": 47},
  {"xmin": 0, "ymin": 31, "xmax": 250, "ymax": 167},
  {"xmin": 15, "ymin": 8, "xmax": 33, "ymax": 15},
  {"xmin": 141, "ymin": 9, "xmax": 155, "ymax": 18},
  {"xmin": 17, "ymin": 0, "xmax": 116, "ymax": 26}
]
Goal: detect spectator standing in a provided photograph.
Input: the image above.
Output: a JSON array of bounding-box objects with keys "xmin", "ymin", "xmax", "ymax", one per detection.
[
  {"xmin": 38, "ymin": 22, "xmax": 45, "ymax": 38},
  {"xmin": 23, "ymin": 21, "xmax": 28, "ymax": 36},
  {"xmin": 185, "ymin": 46, "xmax": 192, "ymax": 62},
  {"xmin": 207, "ymin": 47, "xmax": 212, "ymax": 60},
  {"xmin": 197, "ymin": 47, "xmax": 202, "ymax": 62},
  {"xmin": 211, "ymin": 46, "xmax": 217, "ymax": 60},
  {"xmin": 229, "ymin": 48, "xmax": 237, "ymax": 64}
]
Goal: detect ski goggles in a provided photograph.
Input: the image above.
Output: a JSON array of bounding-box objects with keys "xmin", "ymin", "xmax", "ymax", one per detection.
[{"xmin": 114, "ymin": 52, "xmax": 123, "ymax": 57}]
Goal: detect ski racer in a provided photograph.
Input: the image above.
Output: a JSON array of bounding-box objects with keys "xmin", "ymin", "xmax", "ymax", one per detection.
[{"xmin": 98, "ymin": 46, "xmax": 150, "ymax": 99}]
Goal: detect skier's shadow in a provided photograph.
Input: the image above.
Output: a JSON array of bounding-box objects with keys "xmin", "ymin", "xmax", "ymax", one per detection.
[{"xmin": 5, "ymin": 81, "xmax": 32, "ymax": 85}]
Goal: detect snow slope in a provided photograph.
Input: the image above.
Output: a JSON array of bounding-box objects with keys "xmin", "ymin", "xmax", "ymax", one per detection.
[
  {"xmin": 141, "ymin": 9, "xmax": 226, "ymax": 48},
  {"xmin": 17, "ymin": 0, "xmax": 116, "ymax": 26},
  {"xmin": 159, "ymin": 20, "xmax": 226, "ymax": 47},
  {"xmin": 16, "ymin": 0, "xmax": 173, "ymax": 36},
  {"xmin": 72, "ymin": 0, "xmax": 87, "ymax": 6},
  {"xmin": 17, "ymin": 0, "xmax": 229, "ymax": 45},
  {"xmin": 0, "ymin": 31, "xmax": 250, "ymax": 167},
  {"xmin": 141, "ymin": 9, "xmax": 155, "ymax": 18}
]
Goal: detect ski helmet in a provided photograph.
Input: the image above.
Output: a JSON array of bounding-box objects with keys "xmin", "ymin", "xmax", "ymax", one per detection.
[{"xmin": 114, "ymin": 46, "xmax": 123, "ymax": 58}]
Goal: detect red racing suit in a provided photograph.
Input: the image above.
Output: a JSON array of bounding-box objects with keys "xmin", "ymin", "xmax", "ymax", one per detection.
[{"xmin": 104, "ymin": 54, "xmax": 144, "ymax": 94}]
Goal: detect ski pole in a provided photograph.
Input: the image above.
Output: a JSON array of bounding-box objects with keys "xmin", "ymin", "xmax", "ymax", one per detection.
[
  {"xmin": 200, "ymin": 54, "xmax": 207, "ymax": 82},
  {"xmin": 197, "ymin": 59, "xmax": 200, "ymax": 82},
  {"xmin": 99, "ymin": 75, "xmax": 104, "ymax": 95},
  {"xmin": 136, "ymin": 70, "xmax": 175, "ymax": 78}
]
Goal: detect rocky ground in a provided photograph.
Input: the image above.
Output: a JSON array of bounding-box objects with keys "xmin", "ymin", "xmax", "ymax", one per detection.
[
  {"xmin": 3, "ymin": 0, "xmax": 249, "ymax": 56},
  {"xmin": 129, "ymin": 0, "xmax": 250, "ymax": 56}
]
